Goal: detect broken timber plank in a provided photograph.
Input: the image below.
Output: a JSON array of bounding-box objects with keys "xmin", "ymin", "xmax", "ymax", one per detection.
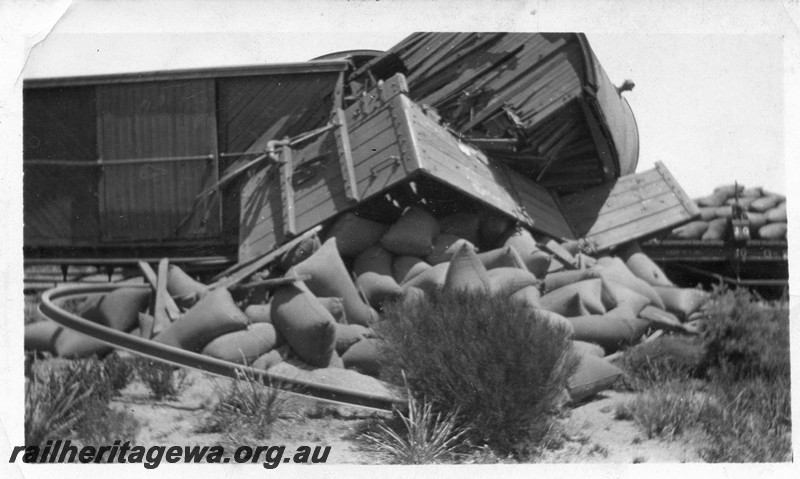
[{"xmin": 137, "ymin": 260, "xmax": 181, "ymax": 321}]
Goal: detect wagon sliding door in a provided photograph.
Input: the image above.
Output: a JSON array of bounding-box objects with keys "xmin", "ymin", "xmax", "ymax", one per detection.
[{"xmin": 96, "ymin": 80, "xmax": 220, "ymax": 242}]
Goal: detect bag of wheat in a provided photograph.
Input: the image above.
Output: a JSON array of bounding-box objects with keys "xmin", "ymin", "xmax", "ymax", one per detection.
[
  {"xmin": 201, "ymin": 322, "xmax": 284, "ymax": 364},
  {"xmin": 592, "ymin": 257, "xmax": 665, "ymax": 309},
  {"xmin": 652, "ymin": 286, "xmax": 710, "ymax": 321},
  {"xmin": 566, "ymin": 305, "xmax": 649, "ymax": 352},
  {"xmin": 571, "ymin": 340, "xmax": 605, "ymax": 358},
  {"xmin": 292, "ymin": 238, "xmax": 378, "ymax": 326},
  {"xmin": 341, "ymin": 337, "xmax": 384, "ymax": 377},
  {"xmin": 502, "ymin": 227, "xmax": 551, "ymax": 278},
  {"xmin": 670, "ymin": 221, "xmax": 709, "ymax": 239},
  {"xmin": 509, "ymin": 285, "xmax": 542, "ymax": 309},
  {"xmin": 426, "ymin": 234, "xmax": 463, "ymax": 265},
  {"xmin": 167, "ymin": 265, "xmax": 208, "ymax": 308},
  {"xmin": 354, "ymin": 245, "xmax": 403, "ymax": 309},
  {"xmin": 443, "ymin": 242, "xmax": 491, "ymax": 293},
  {"xmin": 758, "ymin": 222, "xmax": 787, "ymax": 239},
  {"xmin": 270, "ymin": 282, "xmax": 337, "ymax": 368},
  {"xmin": 701, "ymin": 217, "xmax": 729, "ymax": 241},
  {"xmin": 477, "ymin": 246, "xmax": 526, "ymax": 270},
  {"xmin": 616, "ymin": 241, "xmax": 674, "ymax": 287},
  {"xmin": 380, "ymin": 206, "xmax": 440, "ymax": 256},
  {"xmin": 334, "ymin": 323, "xmax": 373, "ymax": 355},
  {"xmin": 487, "ymin": 267, "xmax": 540, "ymax": 296},
  {"xmin": 540, "ymin": 279, "xmax": 606, "ymax": 316},
  {"xmin": 24, "ymin": 320, "xmax": 63, "ymax": 355},
  {"xmin": 749, "ymin": 194, "xmax": 783, "ymax": 213},
  {"xmin": 698, "ymin": 207, "xmax": 718, "ymax": 221},
  {"xmin": 766, "ymin": 202, "xmax": 787, "ymax": 223},
  {"xmin": 402, "ymin": 262, "xmax": 450, "ymax": 294},
  {"xmin": 55, "ymin": 329, "xmax": 114, "ymax": 359},
  {"xmin": 695, "ymin": 192, "xmax": 728, "ymax": 207},
  {"xmin": 278, "ymin": 234, "xmax": 321, "ymax": 271},
  {"xmin": 82, "ymin": 288, "xmax": 152, "ymax": 332},
  {"xmin": 543, "ymin": 269, "xmax": 595, "ymax": 293},
  {"xmin": 601, "ymin": 279, "xmax": 651, "ymax": 315},
  {"xmin": 392, "ymin": 256, "xmax": 430, "ymax": 284},
  {"xmin": 747, "ymin": 212, "xmax": 768, "ymax": 230},
  {"xmin": 154, "ymin": 288, "xmax": 248, "ymax": 352},
  {"xmin": 478, "ymin": 212, "xmax": 514, "ymax": 249},
  {"xmin": 567, "ymin": 349, "xmax": 623, "ymax": 402},
  {"xmin": 326, "ymin": 213, "xmax": 389, "ymax": 258},
  {"xmin": 251, "ymin": 345, "xmax": 291, "ymax": 370}
]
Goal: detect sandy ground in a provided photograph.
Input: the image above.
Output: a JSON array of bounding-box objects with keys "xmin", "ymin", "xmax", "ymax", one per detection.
[{"xmin": 109, "ymin": 368, "xmax": 706, "ymax": 464}]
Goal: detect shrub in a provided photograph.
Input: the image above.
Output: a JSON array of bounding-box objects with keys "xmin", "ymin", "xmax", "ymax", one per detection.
[
  {"xmin": 618, "ymin": 336, "xmax": 705, "ymax": 391},
  {"xmin": 103, "ymin": 354, "xmax": 135, "ymax": 395},
  {"xmin": 614, "ymin": 381, "xmax": 707, "ymax": 440},
  {"xmin": 377, "ymin": 289, "xmax": 579, "ymax": 458},
  {"xmin": 134, "ymin": 358, "xmax": 189, "ymax": 400},
  {"xmin": 701, "ymin": 288, "xmax": 789, "ymax": 381},
  {"xmin": 26, "ymin": 358, "xmax": 140, "ymax": 449},
  {"xmin": 363, "ymin": 382, "xmax": 469, "ymax": 464},
  {"xmin": 198, "ymin": 368, "xmax": 286, "ymax": 441},
  {"xmin": 697, "ymin": 376, "xmax": 791, "ymax": 462}
]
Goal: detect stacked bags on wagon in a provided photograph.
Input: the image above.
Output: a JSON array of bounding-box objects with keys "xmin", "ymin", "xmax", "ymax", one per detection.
[
  {"xmin": 25, "ymin": 203, "xmax": 709, "ymax": 404},
  {"xmin": 670, "ymin": 184, "xmax": 787, "ymax": 240}
]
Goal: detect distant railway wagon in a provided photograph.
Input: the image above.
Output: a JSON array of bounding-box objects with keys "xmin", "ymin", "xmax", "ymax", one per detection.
[{"xmin": 25, "ymin": 33, "xmax": 668, "ymax": 271}]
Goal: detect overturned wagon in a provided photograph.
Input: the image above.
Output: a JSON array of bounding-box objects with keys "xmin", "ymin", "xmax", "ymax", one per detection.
[{"xmin": 31, "ymin": 33, "xmax": 702, "ymax": 409}]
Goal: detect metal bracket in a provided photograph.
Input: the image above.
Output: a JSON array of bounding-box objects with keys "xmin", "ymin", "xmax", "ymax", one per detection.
[{"xmin": 334, "ymin": 108, "xmax": 360, "ymax": 201}]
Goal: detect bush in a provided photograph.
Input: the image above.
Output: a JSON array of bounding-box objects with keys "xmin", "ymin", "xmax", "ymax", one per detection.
[
  {"xmin": 697, "ymin": 376, "xmax": 791, "ymax": 462},
  {"xmin": 377, "ymin": 289, "xmax": 579, "ymax": 458},
  {"xmin": 618, "ymin": 336, "xmax": 705, "ymax": 391},
  {"xmin": 364, "ymin": 382, "xmax": 469, "ymax": 464},
  {"xmin": 614, "ymin": 381, "xmax": 707, "ymax": 440},
  {"xmin": 134, "ymin": 358, "xmax": 189, "ymax": 400},
  {"xmin": 701, "ymin": 288, "xmax": 789, "ymax": 380},
  {"xmin": 26, "ymin": 358, "xmax": 140, "ymax": 449},
  {"xmin": 103, "ymin": 354, "xmax": 135, "ymax": 395},
  {"xmin": 198, "ymin": 368, "xmax": 286, "ymax": 441}
]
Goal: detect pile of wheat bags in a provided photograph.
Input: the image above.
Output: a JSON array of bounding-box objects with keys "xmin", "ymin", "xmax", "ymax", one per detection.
[{"xmin": 671, "ymin": 184, "xmax": 787, "ymax": 240}]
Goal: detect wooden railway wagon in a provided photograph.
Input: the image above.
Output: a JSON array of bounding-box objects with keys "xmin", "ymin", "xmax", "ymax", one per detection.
[{"xmin": 25, "ymin": 33, "xmax": 693, "ymax": 273}]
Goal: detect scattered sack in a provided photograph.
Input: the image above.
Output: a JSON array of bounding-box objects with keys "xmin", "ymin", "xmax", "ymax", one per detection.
[
  {"xmin": 278, "ymin": 234, "xmax": 321, "ymax": 271},
  {"xmin": 487, "ymin": 267, "xmax": 539, "ymax": 296},
  {"xmin": 401, "ymin": 262, "xmax": 449, "ymax": 295},
  {"xmin": 713, "ymin": 183, "xmax": 744, "ymax": 198},
  {"xmin": 479, "ymin": 212, "xmax": 514, "ymax": 248},
  {"xmin": 543, "ymin": 269, "xmax": 595, "ymax": 294},
  {"xmin": 567, "ymin": 350, "xmax": 623, "ymax": 402},
  {"xmin": 341, "ymin": 337, "xmax": 384, "ymax": 377},
  {"xmin": 509, "ymin": 285, "xmax": 542, "ymax": 309},
  {"xmin": 292, "ymin": 238, "xmax": 378, "ymax": 326},
  {"xmin": 326, "ymin": 213, "xmax": 389, "ymax": 258},
  {"xmin": 539, "ymin": 279, "xmax": 606, "ymax": 317},
  {"xmin": 698, "ymin": 207, "xmax": 718, "ymax": 221},
  {"xmin": 477, "ymin": 246, "xmax": 526, "ymax": 270},
  {"xmin": 201, "ymin": 323, "xmax": 284, "ymax": 364},
  {"xmin": 166, "ymin": 265, "xmax": 208, "ymax": 308},
  {"xmin": 334, "ymin": 323, "xmax": 372, "ymax": 355},
  {"xmin": 571, "ymin": 340, "xmax": 605, "ymax": 359},
  {"xmin": 251, "ymin": 345, "xmax": 291, "ymax": 370},
  {"xmin": 638, "ymin": 305, "xmax": 687, "ymax": 333},
  {"xmin": 354, "ymin": 245, "xmax": 403, "ymax": 308},
  {"xmin": 426, "ymin": 234, "xmax": 463, "ymax": 265},
  {"xmin": 566, "ymin": 306, "xmax": 648, "ymax": 352},
  {"xmin": 24, "ymin": 320, "xmax": 63, "ymax": 355},
  {"xmin": 380, "ymin": 206, "xmax": 440, "ymax": 256},
  {"xmin": 695, "ymin": 192, "xmax": 727, "ymax": 208},
  {"xmin": 592, "ymin": 257, "xmax": 665, "ymax": 309},
  {"xmin": 82, "ymin": 287, "xmax": 151, "ymax": 332},
  {"xmin": 270, "ymin": 282, "xmax": 337, "ymax": 368},
  {"xmin": 747, "ymin": 212, "xmax": 768, "ymax": 230},
  {"xmin": 653, "ymin": 286, "xmax": 709, "ymax": 321},
  {"xmin": 392, "ymin": 256, "xmax": 431, "ymax": 285},
  {"xmin": 137, "ymin": 312, "xmax": 169, "ymax": 339},
  {"xmin": 154, "ymin": 288, "xmax": 249, "ymax": 352},
  {"xmin": 616, "ymin": 241, "xmax": 674, "ymax": 287},
  {"xmin": 601, "ymin": 280, "xmax": 650, "ymax": 315},
  {"xmin": 502, "ymin": 227, "xmax": 551, "ymax": 278},
  {"xmin": 443, "ymin": 242, "xmax": 491, "ymax": 293},
  {"xmin": 55, "ymin": 329, "xmax": 114, "ymax": 359}
]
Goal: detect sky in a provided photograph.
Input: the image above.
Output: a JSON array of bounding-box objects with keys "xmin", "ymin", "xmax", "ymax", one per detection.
[
  {"xmin": 2, "ymin": 2, "xmax": 800, "ymax": 477},
  {"xmin": 7, "ymin": 1, "xmax": 794, "ymax": 199}
]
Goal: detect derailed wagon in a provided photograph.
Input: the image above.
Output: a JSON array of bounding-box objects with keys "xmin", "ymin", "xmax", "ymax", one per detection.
[{"xmin": 29, "ymin": 33, "xmax": 706, "ymax": 409}]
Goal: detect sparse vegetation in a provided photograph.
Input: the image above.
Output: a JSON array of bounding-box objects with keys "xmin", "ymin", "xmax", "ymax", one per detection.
[
  {"xmin": 377, "ymin": 289, "xmax": 580, "ymax": 459},
  {"xmin": 364, "ymin": 388, "xmax": 469, "ymax": 464},
  {"xmin": 134, "ymin": 358, "xmax": 189, "ymax": 400},
  {"xmin": 198, "ymin": 368, "xmax": 287, "ymax": 441},
  {"xmin": 615, "ymin": 287, "xmax": 791, "ymax": 462},
  {"xmin": 25, "ymin": 358, "xmax": 140, "ymax": 449}
]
